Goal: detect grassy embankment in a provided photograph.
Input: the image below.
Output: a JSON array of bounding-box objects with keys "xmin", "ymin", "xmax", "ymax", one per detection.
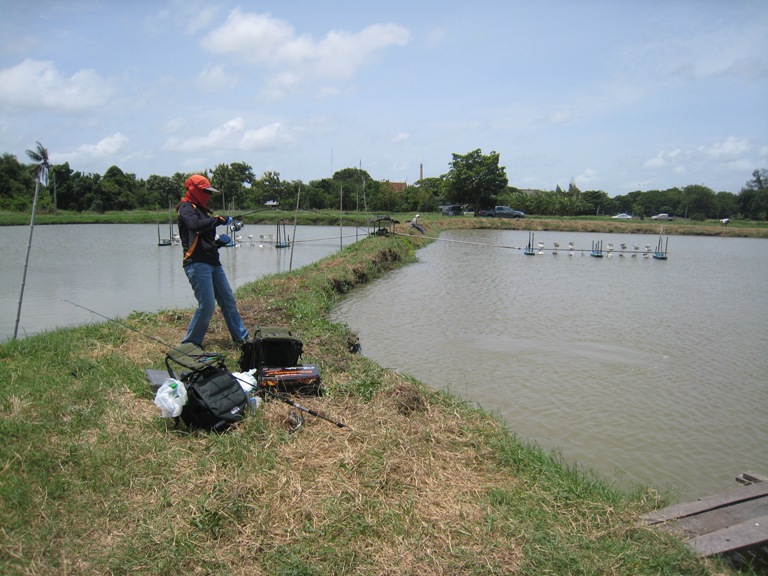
[
  {"xmin": 1, "ymin": 207, "xmax": 767, "ymax": 238},
  {"xmin": 1, "ymin": 216, "xmax": 758, "ymax": 575}
]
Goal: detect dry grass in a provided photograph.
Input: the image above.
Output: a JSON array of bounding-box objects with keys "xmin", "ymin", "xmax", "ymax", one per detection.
[
  {"xmin": 412, "ymin": 215, "xmax": 768, "ymax": 238},
  {"xmin": 0, "ymin": 230, "xmax": 746, "ymax": 576}
]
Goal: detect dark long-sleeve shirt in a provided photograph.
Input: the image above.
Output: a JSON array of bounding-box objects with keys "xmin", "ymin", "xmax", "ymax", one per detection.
[{"xmin": 177, "ymin": 201, "xmax": 222, "ymax": 266}]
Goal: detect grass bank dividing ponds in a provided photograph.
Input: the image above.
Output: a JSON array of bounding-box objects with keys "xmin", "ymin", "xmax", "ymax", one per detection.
[
  {"xmin": 2, "ymin": 208, "xmax": 767, "ymax": 238},
  {"xmin": 0, "ymin": 223, "xmax": 752, "ymax": 575}
]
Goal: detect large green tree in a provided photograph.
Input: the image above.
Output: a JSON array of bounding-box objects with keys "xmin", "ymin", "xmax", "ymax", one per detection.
[
  {"xmin": 714, "ymin": 191, "xmax": 737, "ymax": 219},
  {"xmin": 254, "ymin": 171, "xmax": 285, "ymax": 208},
  {"xmin": 443, "ymin": 149, "xmax": 508, "ymax": 211},
  {"xmin": 0, "ymin": 153, "xmax": 32, "ymax": 210},
  {"xmin": 145, "ymin": 175, "xmax": 178, "ymax": 208},
  {"xmin": 101, "ymin": 165, "xmax": 137, "ymax": 210},
  {"xmin": 679, "ymin": 184, "xmax": 715, "ymax": 219},
  {"xmin": 304, "ymin": 178, "xmax": 336, "ymax": 210},
  {"xmin": 332, "ymin": 167, "xmax": 373, "ymax": 211},
  {"xmin": 49, "ymin": 163, "xmax": 75, "ymax": 211},
  {"xmin": 739, "ymin": 169, "xmax": 768, "ymax": 220},
  {"xmin": 210, "ymin": 162, "xmax": 256, "ymax": 211}
]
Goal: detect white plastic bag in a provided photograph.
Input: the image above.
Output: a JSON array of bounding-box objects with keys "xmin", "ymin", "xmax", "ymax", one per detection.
[
  {"xmin": 232, "ymin": 371, "xmax": 257, "ymax": 393},
  {"xmin": 232, "ymin": 371, "xmax": 260, "ymax": 413},
  {"xmin": 153, "ymin": 378, "xmax": 188, "ymax": 418}
]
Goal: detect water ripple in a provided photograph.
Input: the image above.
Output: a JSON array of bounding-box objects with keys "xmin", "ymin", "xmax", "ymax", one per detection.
[{"xmin": 333, "ymin": 231, "xmax": 768, "ymax": 501}]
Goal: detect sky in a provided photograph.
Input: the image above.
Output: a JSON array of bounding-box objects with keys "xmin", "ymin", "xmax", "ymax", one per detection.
[{"xmin": 1, "ymin": 0, "xmax": 766, "ymax": 197}]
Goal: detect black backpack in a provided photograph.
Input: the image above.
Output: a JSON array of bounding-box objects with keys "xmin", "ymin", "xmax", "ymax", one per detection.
[
  {"xmin": 179, "ymin": 365, "xmax": 249, "ymax": 433},
  {"xmin": 165, "ymin": 343, "xmax": 249, "ymax": 433}
]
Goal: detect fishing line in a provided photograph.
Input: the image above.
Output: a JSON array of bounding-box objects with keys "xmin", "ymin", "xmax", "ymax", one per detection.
[
  {"xmin": 64, "ymin": 299, "xmax": 352, "ymax": 431},
  {"xmin": 62, "ymin": 299, "xmax": 222, "ymax": 364}
]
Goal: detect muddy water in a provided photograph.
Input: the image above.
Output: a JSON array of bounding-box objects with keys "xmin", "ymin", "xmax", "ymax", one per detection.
[
  {"xmin": 332, "ymin": 229, "xmax": 768, "ymax": 501},
  {"xmin": 1, "ymin": 223, "xmax": 363, "ymax": 340}
]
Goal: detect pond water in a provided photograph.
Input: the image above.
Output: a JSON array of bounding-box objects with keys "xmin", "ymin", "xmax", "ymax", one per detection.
[
  {"xmin": 4, "ymin": 223, "xmax": 766, "ymax": 501},
  {"xmin": 331, "ymin": 229, "xmax": 768, "ymax": 501},
  {"xmin": 1, "ymin": 223, "xmax": 363, "ymax": 340}
]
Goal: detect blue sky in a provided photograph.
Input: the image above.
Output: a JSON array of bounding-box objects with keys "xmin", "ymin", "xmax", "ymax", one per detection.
[{"xmin": 1, "ymin": 0, "xmax": 766, "ymax": 196}]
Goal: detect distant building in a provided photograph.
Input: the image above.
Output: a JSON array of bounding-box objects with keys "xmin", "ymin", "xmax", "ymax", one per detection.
[{"xmin": 381, "ymin": 180, "xmax": 408, "ymax": 194}]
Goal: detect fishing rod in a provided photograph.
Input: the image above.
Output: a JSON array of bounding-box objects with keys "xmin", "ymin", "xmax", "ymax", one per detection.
[
  {"xmin": 259, "ymin": 385, "xmax": 351, "ymax": 430},
  {"xmin": 229, "ymin": 371, "xmax": 351, "ymax": 431},
  {"xmin": 65, "ymin": 299, "xmax": 352, "ymax": 431},
  {"xmin": 227, "ymin": 208, "xmax": 275, "ymax": 233},
  {"xmin": 62, "ymin": 299, "xmax": 223, "ymax": 366},
  {"xmin": 232, "ymin": 208, "xmax": 272, "ymax": 219},
  {"xmin": 227, "ymin": 368, "xmax": 351, "ymax": 430}
]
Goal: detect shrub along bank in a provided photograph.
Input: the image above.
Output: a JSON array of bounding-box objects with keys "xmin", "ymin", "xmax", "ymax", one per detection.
[
  {"xmin": 2, "ymin": 208, "xmax": 768, "ymax": 238},
  {"xmin": 0, "ymin": 221, "xmax": 746, "ymax": 575}
]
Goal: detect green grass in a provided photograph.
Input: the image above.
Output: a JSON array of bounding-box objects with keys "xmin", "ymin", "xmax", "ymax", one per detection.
[
  {"xmin": 0, "ymin": 208, "xmax": 376, "ymax": 227},
  {"xmin": 0, "ymin": 223, "xmax": 756, "ymax": 575},
  {"xmin": 2, "ymin": 208, "xmax": 767, "ymax": 239}
]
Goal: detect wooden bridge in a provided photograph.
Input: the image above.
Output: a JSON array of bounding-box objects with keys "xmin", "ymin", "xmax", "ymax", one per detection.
[{"xmin": 640, "ymin": 472, "xmax": 768, "ymax": 562}]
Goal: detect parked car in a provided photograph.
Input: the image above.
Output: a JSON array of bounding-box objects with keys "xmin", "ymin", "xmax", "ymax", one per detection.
[
  {"xmin": 475, "ymin": 206, "xmax": 525, "ymax": 218},
  {"xmin": 441, "ymin": 205, "xmax": 463, "ymax": 216},
  {"xmin": 612, "ymin": 213, "xmax": 632, "ymax": 219},
  {"xmin": 651, "ymin": 213, "xmax": 672, "ymax": 220}
]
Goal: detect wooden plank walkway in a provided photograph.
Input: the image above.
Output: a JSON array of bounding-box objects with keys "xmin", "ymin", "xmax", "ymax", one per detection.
[{"xmin": 640, "ymin": 472, "xmax": 768, "ymax": 557}]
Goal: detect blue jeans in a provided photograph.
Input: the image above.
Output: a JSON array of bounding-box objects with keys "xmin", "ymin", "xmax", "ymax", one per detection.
[{"xmin": 182, "ymin": 262, "xmax": 248, "ymax": 346}]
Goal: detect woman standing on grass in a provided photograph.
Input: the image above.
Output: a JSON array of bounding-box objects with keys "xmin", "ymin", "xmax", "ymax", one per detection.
[{"xmin": 177, "ymin": 174, "xmax": 249, "ymax": 348}]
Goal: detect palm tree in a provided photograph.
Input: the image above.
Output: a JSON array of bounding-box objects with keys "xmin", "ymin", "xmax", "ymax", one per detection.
[{"xmin": 14, "ymin": 142, "xmax": 51, "ymax": 339}]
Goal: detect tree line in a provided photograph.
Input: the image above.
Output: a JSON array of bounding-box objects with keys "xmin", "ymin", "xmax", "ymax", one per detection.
[{"xmin": 1, "ymin": 148, "xmax": 766, "ymax": 220}]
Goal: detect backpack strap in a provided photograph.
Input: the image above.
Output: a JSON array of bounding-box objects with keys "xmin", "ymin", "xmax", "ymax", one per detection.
[{"xmin": 165, "ymin": 342, "xmax": 224, "ymax": 379}]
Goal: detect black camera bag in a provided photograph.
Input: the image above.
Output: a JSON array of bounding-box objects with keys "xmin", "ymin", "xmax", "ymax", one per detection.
[{"xmin": 238, "ymin": 326, "xmax": 303, "ymax": 371}]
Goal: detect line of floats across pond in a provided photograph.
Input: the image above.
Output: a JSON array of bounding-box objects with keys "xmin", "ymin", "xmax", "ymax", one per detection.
[{"xmin": 523, "ymin": 231, "xmax": 669, "ymax": 260}]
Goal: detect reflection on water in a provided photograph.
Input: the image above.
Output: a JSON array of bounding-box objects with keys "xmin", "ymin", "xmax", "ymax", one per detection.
[
  {"xmin": 1, "ymin": 223, "xmax": 363, "ymax": 340},
  {"xmin": 332, "ymin": 229, "xmax": 768, "ymax": 501}
]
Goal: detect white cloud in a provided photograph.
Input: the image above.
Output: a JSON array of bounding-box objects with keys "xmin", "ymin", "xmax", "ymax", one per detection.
[
  {"xmin": 574, "ymin": 169, "xmax": 600, "ymax": 186},
  {"xmin": 200, "ymin": 9, "xmax": 410, "ymax": 95},
  {"xmin": 196, "ymin": 64, "xmax": 240, "ymax": 92},
  {"xmin": 240, "ymin": 122, "xmax": 287, "ymax": 150},
  {"xmin": 165, "ymin": 117, "xmax": 244, "ymax": 152},
  {"xmin": 643, "ymin": 137, "xmax": 756, "ymax": 184},
  {"xmin": 186, "ymin": 6, "xmax": 219, "ymax": 37},
  {"xmin": 722, "ymin": 159, "xmax": 752, "ymax": 171},
  {"xmin": 163, "ymin": 117, "xmax": 290, "ymax": 152},
  {"xmin": 145, "ymin": 3, "xmax": 216, "ymax": 33},
  {"xmin": 644, "ymin": 156, "xmax": 664, "ymax": 168},
  {"xmin": 643, "ymin": 149, "xmax": 683, "ymax": 168},
  {"xmin": 391, "ymin": 132, "xmax": 410, "ymax": 143},
  {"xmin": 698, "ymin": 136, "xmax": 751, "ymax": 160},
  {"xmin": 163, "ymin": 117, "xmax": 187, "ymax": 133},
  {"xmin": 262, "ymin": 71, "xmax": 302, "ymax": 100},
  {"xmin": 312, "ymin": 23, "xmax": 411, "ymax": 79},
  {"xmin": 53, "ymin": 133, "xmax": 129, "ymax": 164},
  {"xmin": 202, "ymin": 10, "xmax": 297, "ymax": 64},
  {"xmin": 0, "ymin": 59, "xmax": 115, "ymax": 111}
]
